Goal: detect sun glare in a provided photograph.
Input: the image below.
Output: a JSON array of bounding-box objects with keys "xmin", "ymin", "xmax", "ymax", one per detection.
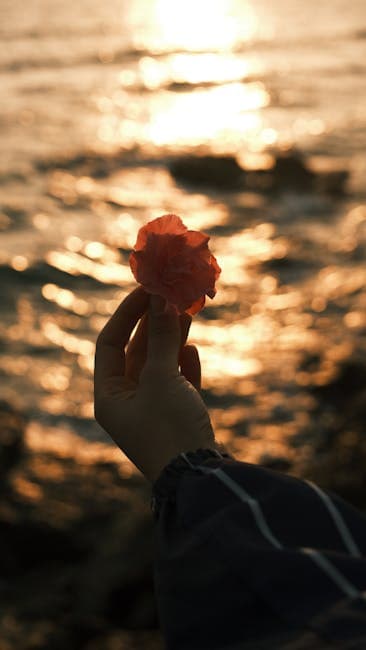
[
  {"xmin": 148, "ymin": 82, "xmax": 268, "ymax": 146},
  {"xmin": 153, "ymin": 0, "xmax": 257, "ymax": 51}
]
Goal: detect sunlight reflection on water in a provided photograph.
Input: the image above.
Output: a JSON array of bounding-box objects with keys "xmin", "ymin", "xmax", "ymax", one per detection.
[
  {"xmin": 129, "ymin": 0, "xmax": 258, "ymax": 51},
  {"xmin": 1, "ymin": 7, "xmax": 366, "ymax": 649},
  {"xmin": 0, "ymin": 0, "xmax": 366, "ymax": 479}
]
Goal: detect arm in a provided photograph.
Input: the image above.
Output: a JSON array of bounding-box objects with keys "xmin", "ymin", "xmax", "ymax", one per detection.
[
  {"xmin": 151, "ymin": 448, "xmax": 366, "ymax": 649},
  {"xmin": 94, "ymin": 287, "xmax": 366, "ymax": 649}
]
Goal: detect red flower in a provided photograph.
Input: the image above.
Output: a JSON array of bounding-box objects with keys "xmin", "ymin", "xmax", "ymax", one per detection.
[{"xmin": 129, "ymin": 214, "xmax": 221, "ymax": 314}]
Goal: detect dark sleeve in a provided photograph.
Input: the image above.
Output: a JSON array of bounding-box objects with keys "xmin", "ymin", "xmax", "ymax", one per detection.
[{"xmin": 151, "ymin": 448, "xmax": 366, "ymax": 650}]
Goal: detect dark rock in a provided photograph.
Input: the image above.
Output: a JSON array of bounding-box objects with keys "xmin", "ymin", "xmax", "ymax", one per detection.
[
  {"xmin": 259, "ymin": 455, "xmax": 292, "ymax": 472},
  {"xmin": 271, "ymin": 405, "xmax": 294, "ymax": 423},
  {"xmin": 0, "ymin": 401, "xmax": 24, "ymax": 479},
  {"xmin": 169, "ymin": 155, "xmax": 245, "ymax": 190},
  {"xmin": 271, "ymin": 152, "xmax": 315, "ymax": 191},
  {"xmin": 311, "ymin": 358, "xmax": 366, "ymax": 405},
  {"xmin": 299, "ymin": 353, "xmax": 322, "ymax": 372},
  {"xmin": 232, "ymin": 420, "xmax": 249, "ymax": 437},
  {"xmin": 243, "ymin": 169, "xmax": 275, "ymax": 192},
  {"xmin": 303, "ymin": 429, "xmax": 366, "ymax": 511},
  {"xmin": 0, "ymin": 520, "xmax": 85, "ymax": 576},
  {"xmin": 259, "ymin": 255, "xmax": 318, "ymax": 284},
  {"xmin": 106, "ymin": 569, "xmax": 158, "ymax": 629},
  {"xmin": 0, "ymin": 414, "xmax": 161, "ymax": 649},
  {"xmin": 73, "ymin": 514, "xmax": 158, "ymax": 630},
  {"xmin": 307, "ymin": 156, "xmax": 350, "ymax": 195},
  {"xmin": 248, "ymin": 150, "xmax": 348, "ymax": 195},
  {"xmin": 168, "ymin": 150, "xmax": 332, "ymax": 195},
  {"xmin": 316, "ymin": 169, "xmax": 349, "ymax": 195},
  {"xmin": 304, "ymin": 355, "xmax": 366, "ymax": 464},
  {"xmin": 252, "ymin": 150, "xmax": 349, "ymax": 194},
  {"xmin": 217, "ymin": 150, "xmax": 318, "ymax": 193}
]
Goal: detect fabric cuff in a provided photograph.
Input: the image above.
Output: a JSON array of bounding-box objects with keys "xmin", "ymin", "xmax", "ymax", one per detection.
[{"xmin": 150, "ymin": 445, "xmax": 233, "ymax": 518}]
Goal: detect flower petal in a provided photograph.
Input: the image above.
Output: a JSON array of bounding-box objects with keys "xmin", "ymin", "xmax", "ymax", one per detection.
[
  {"xmin": 186, "ymin": 295, "xmax": 206, "ymax": 315},
  {"xmin": 134, "ymin": 213, "xmax": 187, "ymax": 251},
  {"xmin": 185, "ymin": 230, "xmax": 210, "ymax": 248},
  {"xmin": 129, "ymin": 213, "xmax": 221, "ymax": 315}
]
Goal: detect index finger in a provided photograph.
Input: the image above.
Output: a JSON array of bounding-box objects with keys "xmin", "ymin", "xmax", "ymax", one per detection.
[{"xmin": 94, "ymin": 286, "xmax": 149, "ymax": 394}]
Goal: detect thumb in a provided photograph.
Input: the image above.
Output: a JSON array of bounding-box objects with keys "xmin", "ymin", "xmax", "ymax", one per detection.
[{"xmin": 145, "ymin": 294, "xmax": 180, "ymax": 376}]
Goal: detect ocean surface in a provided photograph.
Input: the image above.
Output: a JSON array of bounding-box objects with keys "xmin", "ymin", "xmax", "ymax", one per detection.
[{"xmin": 1, "ymin": 0, "xmax": 366, "ymax": 468}]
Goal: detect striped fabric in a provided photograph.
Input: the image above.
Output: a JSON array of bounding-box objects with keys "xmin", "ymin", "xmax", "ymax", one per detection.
[{"xmin": 152, "ymin": 449, "xmax": 366, "ymax": 649}]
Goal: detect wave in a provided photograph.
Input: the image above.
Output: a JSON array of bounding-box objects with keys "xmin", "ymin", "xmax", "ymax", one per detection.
[
  {"xmin": 1, "ymin": 28, "xmax": 365, "ymax": 73},
  {"xmin": 0, "ymin": 261, "xmax": 115, "ymax": 291}
]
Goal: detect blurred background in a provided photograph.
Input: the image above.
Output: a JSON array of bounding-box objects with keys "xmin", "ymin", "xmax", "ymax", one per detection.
[{"xmin": 1, "ymin": 0, "xmax": 366, "ymax": 647}]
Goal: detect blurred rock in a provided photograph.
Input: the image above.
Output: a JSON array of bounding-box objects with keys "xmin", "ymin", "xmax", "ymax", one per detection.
[
  {"xmin": 0, "ymin": 401, "xmax": 24, "ymax": 481},
  {"xmin": 168, "ymin": 149, "xmax": 348, "ymax": 195},
  {"xmin": 0, "ymin": 405, "xmax": 162, "ymax": 649},
  {"xmin": 271, "ymin": 152, "xmax": 315, "ymax": 191},
  {"xmin": 268, "ymin": 150, "xmax": 348, "ymax": 194},
  {"xmin": 259, "ymin": 454, "xmax": 292, "ymax": 472},
  {"xmin": 308, "ymin": 155, "xmax": 350, "ymax": 195},
  {"xmin": 259, "ymin": 254, "xmax": 318, "ymax": 284},
  {"xmin": 297, "ymin": 354, "xmax": 366, "ymax": 510},
  {"xmin": 311, "ymin": 357, "xmax": 366, "ymax": 405},
  {"xmin": 168, "ymin": 154, "xmax": 245, "ymax": 190},
  {"xmin": 303, "ymin": 428, "xmax": 366, "ymax": 511},
  {"xmin": 316, "ymin": 169, "xmax": 349, "ymax": 195}
]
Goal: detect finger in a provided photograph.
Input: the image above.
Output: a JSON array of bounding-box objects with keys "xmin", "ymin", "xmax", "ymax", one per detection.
[
  {"xmin": 125, "ymin": 312, "xmax": 149, "ymax": 383},
  {"xmin": 94, "ymin": 287, "xmax": 149, "ymax": 394},
  {"xmin": 143, "ymin": 295, "xmax": 181, "ymax": 377},
  {"xmin": 179, "ymin": 313, "xmax": 192, "ymax": 350},
  {"xmin": 179, "ymin": 344, "xmax": 201, "ymax": 390},
  {"xmin": 126, "ymin": 311, "xmax": 192, "ymax": 383}
]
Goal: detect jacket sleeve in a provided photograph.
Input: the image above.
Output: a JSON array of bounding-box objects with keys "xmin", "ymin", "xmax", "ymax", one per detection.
[{"xmin": 151, "ymin": 448, "xmax": 366, "ymax": 650}]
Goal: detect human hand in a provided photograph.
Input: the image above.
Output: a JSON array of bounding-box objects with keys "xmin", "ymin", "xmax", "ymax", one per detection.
[{"xmin": 94, "ymin": 287, "xmax": 216, "ymax": 482}]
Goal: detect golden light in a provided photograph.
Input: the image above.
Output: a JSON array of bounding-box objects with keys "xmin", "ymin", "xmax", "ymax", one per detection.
[
  {"xmin": 148, "ymin": 82, "xmax": 269, "ymax": 146},
  {"xmin": 11, "ymin": 255, "xmax": 29, "ymax": 271},
  {"xmin": 40, "ymin": 367, "xmax": 71, "ymax": 392},
  {"xmin": 105, "ymin": 212, "xmax": 140, "ymax": 249},
  {"xmin": 42, "ymin": 283, "xmax": 91, "ymax": 316},
  {"xmin": 32, "ymin": 213, "xmax": 50, "ymax": 230},
  {"xmin": 95, "ymin": 3, "xmax": 270, "ymax": 152},
  {"xmin": 65, "ymin": 236, "xmax": 83, "ymax": 252},
  {"xmin": 46, "ymin": 250, "xmax": 131, "ymax": 285},
  {"xmin": 84, "ymin": 241, "xmax": 106, "ymax": 259},
  {"xmin": 134, "ymin": 52, "xmax": 258, "ymax": 90},
  {"xmin": 42, "ymin": 283, "xmax": 59, "ymax": 300},
  {"xmin": 204, "ymin": 354, "xmax": 263, "ymax": 379},
  {"xmin": 167, "ymin": 53, "xmax": 254, "ymax": 85},
  {"xmin": 261, "ymin": 127, "xmax": 278, "ymax": 145},
  {"xmin": 344, "ymin": 311, "xmax": 365, "ymax": 328},
  {"xmin": 265, "ymin": 291, "xmax": 302, "ymax": 311},
  {"xmin": 153, "ymin": 0, "xmax": 257, "ymax": 51},
  {"xmin": 139, "ymin": 56, "xmax": 168, "ymax": 90},
  {"xmin": 41, "ymin": 319, "xmax": 94, "ymax": 356}
]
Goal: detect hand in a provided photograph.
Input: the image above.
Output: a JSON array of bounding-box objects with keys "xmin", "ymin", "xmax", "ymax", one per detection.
[{"xmin": 94, "ymin": 287, "xmax": 216, "ymax": 482}]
